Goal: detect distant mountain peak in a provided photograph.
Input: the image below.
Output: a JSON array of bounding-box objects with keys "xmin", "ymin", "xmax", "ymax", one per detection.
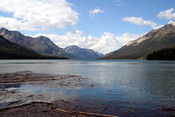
[
  {"xmin": 168, "ymin": 20, "xmax": 175, "ymax": 26},
  {"xmin": 0, "ymin": 27, "xmax": 7, "ymax": 31},
  {"xmin": 102, "ymin": 21, "xmax": 175, "ymax": 59},
  {"xmin": 0, "ymin": 27, "xmax": 23, "ymax": 37},
  {"xmin": 0, "ymin": 28, "xmax": 70, "ymax": 57},
  {"xmin": 37, "ymin": 35, "xmax": 49, "ymax": 39},
  {"xmin": 37, "ymin": 35, "xmax": 45, "ymax": 38},
  {"xmin": 67, "ymin": 45, "xmax": 80, "ymax": 49},
  {"xmin": 64, "ymin": 45, "xmax": 103, "ymax": 59},
  {"xmin": 126, "ymin": 22, "xmax": 175, "ymax": 47},
  {"xmin": 0, "ymin": 27, "xmax": 19, "ymax": 33},
  {"xmin": 36, "ymin": 35, "xmax": 51, "ymax": 42},
  {"xmin": 0, "ymin": 27, "xmax": 11, "ymax": 34}
]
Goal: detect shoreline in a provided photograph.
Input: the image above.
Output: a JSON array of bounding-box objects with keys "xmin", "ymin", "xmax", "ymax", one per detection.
[{"xmin": 0, "ymin": 71, "xmax": 175, "ymax": 117}]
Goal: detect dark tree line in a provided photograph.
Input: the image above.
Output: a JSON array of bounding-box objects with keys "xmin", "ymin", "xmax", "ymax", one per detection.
[{"xmin": 146, "ymin": 47, "xmax": 175, "ymax": 60}]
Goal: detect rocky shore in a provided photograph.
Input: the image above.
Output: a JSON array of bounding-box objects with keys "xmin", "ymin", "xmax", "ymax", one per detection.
[
  {"xmin": 0, "ymin": 71, "xmax": 94, "ymax": 88},
  {"xmin": 0, "ymin": 72, "xmax": 175, "ymax": 117},
  {"xmin": 0, "ymin": 71, "xmax": 119, "ymax": 117},
  {"xmin": 0, "ymin": 71, "xmax": 102, "ymax": 117}
]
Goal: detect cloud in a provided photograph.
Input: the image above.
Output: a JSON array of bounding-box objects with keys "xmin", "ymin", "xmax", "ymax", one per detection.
[
  {"xmin": 89, "ymin": 7, "xmax": 104, "ymax": 18},
  {"xmin": 35, "ymin": 31, "xmax": 142, "ymax": 54},
  {"xmin": 123, "ymin": 17, "xmax": 157, "ymax": 28},
  {"xmin": 157, "ymin": 8, "xmax": 175, "ymax": 20},
  {"xmin": 0, "ymin": 16, "xmax": 37, "ymax": 31},
  {"xmin": 0, "ymin": 0, "xmax": 79, "ymax": 31},
  {"xmin": 113, "ymin": 0, "xmax": 125, "ymax": 6}
]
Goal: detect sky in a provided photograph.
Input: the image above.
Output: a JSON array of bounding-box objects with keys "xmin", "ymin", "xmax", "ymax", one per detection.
[{"xmin": 0, "ymin": 0, "xmax": 175, "ymax": 54}]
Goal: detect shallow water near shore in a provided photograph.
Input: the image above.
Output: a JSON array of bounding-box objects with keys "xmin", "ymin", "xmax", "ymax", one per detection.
[{"xmin": 0, "ymin": 59, "xmax": 175, "ymax": 116}]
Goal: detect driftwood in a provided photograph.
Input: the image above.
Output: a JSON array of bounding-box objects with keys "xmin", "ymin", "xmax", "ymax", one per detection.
[{"xmin": 56, "ymin": 108, "xmax": 118, "ymax": 117}]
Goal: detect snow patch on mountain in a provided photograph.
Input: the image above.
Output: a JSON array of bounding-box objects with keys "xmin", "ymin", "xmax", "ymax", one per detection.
[{"xmin": 168, "ymin": 20, "xmax": 175, "ymax": 26}]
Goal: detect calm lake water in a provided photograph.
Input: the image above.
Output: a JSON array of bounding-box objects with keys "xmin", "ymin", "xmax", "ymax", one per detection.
[{"xmin": 0, "ymin": 59, "xmax": 175, "ymax": 116}]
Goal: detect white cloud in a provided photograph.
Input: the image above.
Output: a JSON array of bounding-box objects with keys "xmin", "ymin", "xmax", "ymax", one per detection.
[
  {"xmin": 157, "ymin": 8, "xmax": 175, "ymax": 20},
  {"xmin": 35, "ymin": 31, "xmax": 142, "ymax": 54},
  {"xmin": 123, "ymin": 17, "xmax": 157, "ymax": 28},
  {"xmin": 89, "ymin": 7, "xmax": 104, "ymax": 18},
  {"xmin": 116, "ymin": 33, "xmax": 142, "ymax": 45},
  {"xmin": 0, "ymin": 0, "xmax": 79, "ymax": 31},
  {"xmin": 0, "ymin": 17, "xmax": 37, "ymax": 31}
]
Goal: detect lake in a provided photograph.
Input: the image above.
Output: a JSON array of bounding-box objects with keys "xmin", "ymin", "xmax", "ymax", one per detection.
[{"xmin": 0, "ymin": 59, "xmax": 175, "ymax": 116}]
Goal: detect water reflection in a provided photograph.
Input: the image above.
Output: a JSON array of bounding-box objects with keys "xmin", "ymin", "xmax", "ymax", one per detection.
[
  {"xmin": 0, "ymin": 84, "xmax": 21, "ymax": 90},
  {"xmin": 0, "ymin": 60, "xmax": 175, "ymax": 108},
  {"xmin": 0, "ymin": 84, "xmax": 80, "ymax": 106}
]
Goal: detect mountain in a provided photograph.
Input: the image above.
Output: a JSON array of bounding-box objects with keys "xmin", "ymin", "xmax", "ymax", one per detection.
[
  {"xmin": 0, "ymin": 28, "xmax": 69, "ymax": 57},
  {"xmin": 64, "ymin": 45, "xmax": 104, "ymax": 59},
  {"xmin": 0, "ymin": 35, "xmax": 68, "ymax": 59},
  {"xmin": 101, "ymin": 21, "xmax": 175, "ymax": 59}
]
